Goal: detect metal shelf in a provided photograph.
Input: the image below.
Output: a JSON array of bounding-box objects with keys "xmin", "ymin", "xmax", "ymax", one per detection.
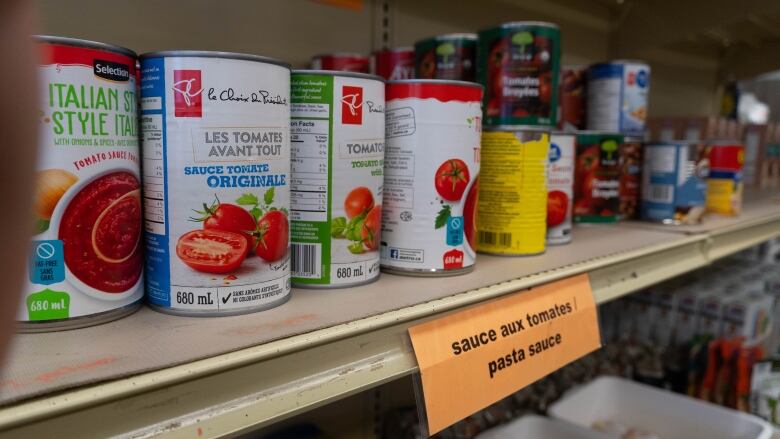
[{"xmin": 0, "ymin": 195, "xmax": 778, "ymax": 438}]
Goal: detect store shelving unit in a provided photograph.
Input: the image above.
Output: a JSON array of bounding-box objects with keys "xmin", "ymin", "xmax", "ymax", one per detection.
[{"xmin": 0, "ymin": 193, "xmax": 777, "ymax": 438}]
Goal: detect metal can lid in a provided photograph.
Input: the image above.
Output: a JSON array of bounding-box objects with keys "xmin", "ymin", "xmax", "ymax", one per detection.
[
  {"xmin": 139, "ymin": 50, "xmax": 291, "ymax": 69},
  {"xmin": 430, "ymin": 33, "xmax": 479, "ymax": 41},
  {"xmin": 386, "ymin": 78, "xmax": 482, "ymax": 89},
  {"xmin": 645, "ymin": 140, "xmax": 693, "ymax": 146},
  {"xmin": 293, "ymin": 69, "xmax": 385, "ymax": 82},
  {"xmin": 481, "ymin": 21, "xmax": 561, "ymax": 32},
  {"xmin": 551, "ymin": 130, "xmax": 577, "ymax": 136},
  {"xmin": 708, "ymin": 139, "xmax": 743, "ymax": 145},
  {"xmin": 35, "ymin": 35, "xmax": 137, "ymax": 58},
  {"xmin": 622, "ymin": 136, "xmax": 645, "ymax": 142},
  {"xmin": 575, "ymin": 130, "xmax": 624, "ymax": 136},
  {"xmin": 590, "ymin": 59, "xmax": 650, "ymax": 68}
]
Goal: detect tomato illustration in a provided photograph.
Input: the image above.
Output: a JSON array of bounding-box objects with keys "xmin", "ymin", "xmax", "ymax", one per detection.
[
  {"xmin": 200, "ymin": 203, "xmax": 257, "ymax": 249},
  {"xmin": 255, "ymin": 210, "xmax": 289, "ymax": 262},
  {"xmin": 176, "ymin": 229, "xmax": 248, "ymax": 274},
  {"xmin": 362, "ymin": 205, "xmax": 382, "ymax": 251},
  {"xmin": 573, "ymin": 198, "xmax": 591, "ymax": 215},
  {"xmin": 418, "ymin": 51, "xmax": 436, "ymax": 78},
  {"xmin": 547, "ymin": 190, "xmax": 568, "ymax": 227},
  {"xmin": 344, "ymin": 186, "xmax": 375, "ymax": 219},
  {"xmin": 435, "ymin": 159, "xmax": 470, "ymax": 201},
  {"xmin": 463, "ymin": 177, "xmax": 479, "ymax": 251},
  {"xmin": 577, "ymin": 145, "xmax": 600, "ymax": 174}
]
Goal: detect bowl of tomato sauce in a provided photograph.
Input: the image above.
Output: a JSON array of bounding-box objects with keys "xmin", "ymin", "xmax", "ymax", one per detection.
[{"xmin": 48, "ymin": 170, "xmax": 143, "ymax": 301}]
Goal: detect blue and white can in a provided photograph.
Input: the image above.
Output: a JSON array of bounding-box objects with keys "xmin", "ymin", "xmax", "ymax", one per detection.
[
  {"xmin": 641, "ymin": 142, "xmax": 708, "ymax": 224},
  {"xmin": 140, "ymin": 51, "xmax": 292, "ymax": 316},
  {"xmin": 586, "ymin": 60, "xmax": 650, "ymax": 136}
]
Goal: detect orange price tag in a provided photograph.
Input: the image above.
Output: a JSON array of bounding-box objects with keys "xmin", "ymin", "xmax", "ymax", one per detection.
[{"xmin": 408, "ymin": 274, "xmax": 601, "ymax": 435}]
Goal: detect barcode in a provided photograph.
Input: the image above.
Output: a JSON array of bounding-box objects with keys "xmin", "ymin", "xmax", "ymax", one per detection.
[
  {"xmin": 645, "ymin": 184, "xmax": 673, "ymax": 204},
  {"xmin": 291, "ymin": 243, "xmax": 321, "ymax": 278},
  {"xmin": 478, "ymin": 231, "xmax": 512, "ymax": 247}
]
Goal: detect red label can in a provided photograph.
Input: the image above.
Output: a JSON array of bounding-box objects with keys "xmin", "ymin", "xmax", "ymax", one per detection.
[
  {"xmin": 371, "ymin": 48, "xmax": 414, "ymax": 80},
  {"xmin": 619, "ymin": 137, "xmax": 642, "ymax": 219},
  {"xmin": 574, "ymin": 132, "xmax": 623, "ymax": 223},
  {"xmin": 558, "ymin": 66, "xmax": 586, "ymax": 131},
  {"xmin": 311, "ymin": 53, "xmax": 369, "ymax": 73},
  {"xmin": 706, "ymin": 142, "xmax": 744, "ymax": 215}
]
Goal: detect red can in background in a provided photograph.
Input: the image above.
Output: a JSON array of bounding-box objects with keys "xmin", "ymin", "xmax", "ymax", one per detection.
[
  {"xmin": 706, "ymin": 142, "xmax": 745, "ymax": 215},
  {"xmin": 619, "ymin": 137, "xmax": 642, "ymax": 219},
  {"xmin": 558, "ymin": 66, "xmax": 586, "ymax": 131},
  {"xmin": 310, "ymin": 53, "xmax": 370, "ymax": 73},
  {"xmin": 371, "ymin": 47, "xmax": 414, "ymax": 80}
]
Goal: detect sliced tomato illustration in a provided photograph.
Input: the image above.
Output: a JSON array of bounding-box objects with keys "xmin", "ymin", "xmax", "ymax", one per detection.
[{"xmin": 176, "ymin": 229, "xmax": 248, "ymax": 274}]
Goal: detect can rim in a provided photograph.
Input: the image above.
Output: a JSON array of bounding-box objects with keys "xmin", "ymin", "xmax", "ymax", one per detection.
[
  {"xmin": 574, "ymin": 130, "xmax": 625, "ymax": 136},
  {"xmin": 35, "ymin": 35, "xmax": 137, "ymax": 58},
  {"xmin": 480, "ymin": 21, "xmax": 560, "ymax": 32},
  {"xmin": 416, "ymin": 33, "xmax": 479, "ymax": 44},
  {"xmin": 645, "ymin": 141, "xmax": 694, "ymax": 146},
  {"xmin": 551, "ymin": 130, "xmax": 578, "ymax": 136},
  {"xmin": 292, "ymin": 69, "xmax": 385, "ymax": 82},
  {"xmin": 707, "ymin": 139, "xmax": 744, "ymax": 145},
  {"xmin": 139, "ymin": 50, "xmax": 291, "ymax": 69},
  {"xmin": 590, "ymin": 59, "xmax": 650, "ymax": 67},
  {"xmin": 386, "ymin": 78, "xmax": 482, "ymax": 89},
  {"xmin": 484, "ymin": 125, "xmax": 552, "ymax": 132},
  {"xmin": 311, "ymin": 52, "xmax": 368, "ymax": 59}
]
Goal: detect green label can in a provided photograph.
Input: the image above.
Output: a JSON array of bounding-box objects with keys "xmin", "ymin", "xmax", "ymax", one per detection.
[
  {"xmin": 477, "ymin": 22, "xmax": 560, "ymax": 127},
  {"xmin": 290, "ymin": 71, "xmax": 385, "ymax": 287},
  {"xmin": 574, "ymin": 131, "xmax": 623, "ymax": 223},
  {"xmin": 414, "ymin": 33, "xmax": 478, "ymax": 81}
]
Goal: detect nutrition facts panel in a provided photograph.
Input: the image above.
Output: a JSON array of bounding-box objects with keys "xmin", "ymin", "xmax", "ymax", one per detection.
[
  {"xmin": 141, "ymin": 114, "xmax": 166, "ymax": 235},
  {"xmin": 290, "ymin": 118, "xmax": 329, "ymax": 222}
]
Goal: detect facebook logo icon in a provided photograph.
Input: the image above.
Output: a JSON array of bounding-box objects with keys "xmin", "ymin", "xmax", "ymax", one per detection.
[{"xmin": 390, "ymin": 249, "xmax": 399, "ymax": 259}]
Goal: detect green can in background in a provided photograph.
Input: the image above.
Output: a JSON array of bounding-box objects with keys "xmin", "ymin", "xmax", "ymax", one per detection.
[
  {"xmin": 477, "ymin": 22, "xmax": 561, "ymax": 127},
  {"xmin": 414, "ymin": 33, "xmax": 478, "ymax": 81},
  {"xmin": 573, "ymin": 131, "xmax": 623, "ymax": 224}
]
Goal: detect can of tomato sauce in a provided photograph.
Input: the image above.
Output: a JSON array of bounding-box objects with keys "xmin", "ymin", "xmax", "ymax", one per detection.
[
  {"xmin": 140, "ymin": 51, "xmax": 291, "ymax": 316},
  {"xmin": 586, "ymin": 60, "xmax": 650, "ymax": 136},
  {"xmin": 22, "ymin": 36, "xmax": 142, "ymax": 332},
  {"xmin": 311, "ymin": 53, "xmax": 370, "ymax": 73},
  {"xmin": 547, "ymin": 132, "xmax": 575, "ymax": 245},
  {"xmin": 477, "ymin": 22, "xmax": 560, "ymax": 127},
  {"xmin": 290, "ymin": 70, "xmax": 385, "ymax": 287},
  {"xmin": 381, "ymin": 80, "xmax": 482, "ymax": 276},
  {"xmin": 371, "ymin": 48, "xmax": 414, "ymax": 80},
  {"xmin": 640, "ymin": 142, "xmax": 707, "ymax": 224},
  {"xmin": 478, "ymin": 127, "xmax": 550, "ymax": 255},
  {"xmin": 706, "ymin": 141, "xmax": 744, "ymax": 215},
  {"xmin": 414, "ymin": 33, "xmax": 478, "ymax": 81},
  {"xmin": 558, "ymin": 66, "xmax": 586, "ymax": 131},
  {"xmin": 573, "ymin": 131, "xmax": 622, "ymax": 223},
  {"xmin": 619, "ymin": 136, "xmax": 643, "ymax": 219}
]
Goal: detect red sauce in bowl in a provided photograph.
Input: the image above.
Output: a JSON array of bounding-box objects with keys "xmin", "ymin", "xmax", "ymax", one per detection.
[{"xmin": 59, "ymin": 172, "xmax": 142, "ymax": 293}]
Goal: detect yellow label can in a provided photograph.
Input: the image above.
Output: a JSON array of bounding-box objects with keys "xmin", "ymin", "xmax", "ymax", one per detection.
[{"xmin": 477, "ymin": 128, "xmax": 550, "ymax": 255}]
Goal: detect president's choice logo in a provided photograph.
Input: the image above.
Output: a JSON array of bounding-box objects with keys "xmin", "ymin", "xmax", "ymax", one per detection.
[
  {"xmin": 173, "ymin": 70, "xmax": 203, "ymax": 117},
  {"xmin": 341, "ymin": 86, "xmax": 363, "ymax": 125}
]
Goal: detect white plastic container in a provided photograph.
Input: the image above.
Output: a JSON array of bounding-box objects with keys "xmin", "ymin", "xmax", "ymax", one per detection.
[
  {"xmin": 549, "ymin": 376, "xmax": 773, "ymax": 439},
  {"xmin": 475, "ymin": 415, "xmax": 609, "ymax": 439}
]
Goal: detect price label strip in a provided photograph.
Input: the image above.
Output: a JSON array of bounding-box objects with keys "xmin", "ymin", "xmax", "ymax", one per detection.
[{"xmin": 408, "ymin": 273, "xmax": 601, "ymax": 435}]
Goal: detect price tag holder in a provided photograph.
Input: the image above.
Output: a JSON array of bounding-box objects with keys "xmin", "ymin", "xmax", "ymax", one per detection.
[{"xmin": 408, "ymin": 273, "xmax": 601, "ymax": 435}]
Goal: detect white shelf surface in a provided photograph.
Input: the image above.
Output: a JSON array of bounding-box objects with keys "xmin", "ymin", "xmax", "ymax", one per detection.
[{"xmin": 0, "ymin": 193, "xmax": 777, "ymax": 438}]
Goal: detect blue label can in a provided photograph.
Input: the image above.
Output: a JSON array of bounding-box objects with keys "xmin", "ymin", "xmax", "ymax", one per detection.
[
  {"xmin": 586, "ymin": 60, "xmax": 650, "ymax": 136},
  {"xmin": 641, "ymin": 142, "xmax": 708, "ymax": 224}
]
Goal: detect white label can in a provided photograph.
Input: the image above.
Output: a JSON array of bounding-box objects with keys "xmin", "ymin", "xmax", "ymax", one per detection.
[
  {"xmin": 290, "ymin": 71, "xmax": 385, "ymax": 288},
  {"xmin": 547, "ymin": 132, "xmax": 575, "ymax": 244},
  {"xmin": 381, "ymin": 80, "xmax": 483, "ymax": 275},
  {"xmin": 140, "ymin": 51, "xmax": 292, "ymax": 316},
  {"xmin": 23, "ymin": 37, "xmax": 143, "ymax": 331}
]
